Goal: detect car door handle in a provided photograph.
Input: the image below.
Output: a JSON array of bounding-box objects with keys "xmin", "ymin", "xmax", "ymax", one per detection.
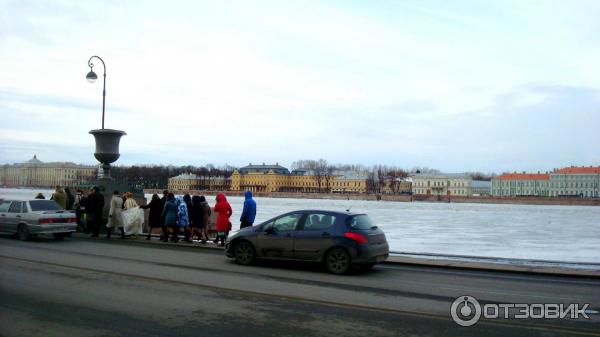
[
  {"xmin": 285, "ymin": 233, "xmax": 292, "ymax": 237},
  {"xmin": 16, "ymin": 215, "xmax": 21, "ymax": 218},
  {"xmin": 322, "ymin": 232, "xmax": 330, "ymax": 237}
]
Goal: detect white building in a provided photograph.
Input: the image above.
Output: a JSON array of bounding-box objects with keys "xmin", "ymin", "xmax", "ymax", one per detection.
[
  {"xmin": 412, "ymin": 173, "xmax": 472, "ymax": 196},
  {"xmin": 549, "ymin": 166, "xmax": 600, "ymax": 197}
]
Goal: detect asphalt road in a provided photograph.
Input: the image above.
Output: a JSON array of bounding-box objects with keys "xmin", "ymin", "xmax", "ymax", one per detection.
[{"xmin": 0, "ymin": 237, "xmax": 598, "ymax": 337}]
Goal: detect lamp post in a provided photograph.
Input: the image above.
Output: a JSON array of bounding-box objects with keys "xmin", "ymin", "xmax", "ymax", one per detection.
[
  {"xmin": 86, "ymin": 55, "xmax": 107, "ymax": 129},
  {"xmin": 86, "ymin": 55, "xmax": 125, "ymax": 180}
]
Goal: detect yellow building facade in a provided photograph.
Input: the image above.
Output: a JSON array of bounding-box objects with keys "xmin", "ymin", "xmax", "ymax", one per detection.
[
  {"xmin": 230, "ymin": 164, "xmax": 367, "ymax": 193},
  {"xmin": 0, "ymin": 155, "xmax": 97, "ymax": 187}
]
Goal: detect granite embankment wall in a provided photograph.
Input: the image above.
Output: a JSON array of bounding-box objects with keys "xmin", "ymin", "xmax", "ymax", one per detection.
[{"xmin": 143, "ymin": 189, "xmax": 600, "ymax": 206}]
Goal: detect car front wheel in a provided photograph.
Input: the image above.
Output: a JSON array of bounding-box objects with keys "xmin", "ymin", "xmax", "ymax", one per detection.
[
  {"xmin": 234, "ymin": 241, "xmax": 256, "ymax": 265},
  {"xmin": 325, "ymin": 248, "xmax": 351, "ymax": 274}
]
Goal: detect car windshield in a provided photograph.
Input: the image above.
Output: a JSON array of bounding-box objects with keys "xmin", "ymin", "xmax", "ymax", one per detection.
[
  {"xmin": 29, "ymin": 200, "xmax": 64, "ymax": 211},
  {"xmin": 346, "ymin": 215, "xmax": 375, "ymax": 230}
]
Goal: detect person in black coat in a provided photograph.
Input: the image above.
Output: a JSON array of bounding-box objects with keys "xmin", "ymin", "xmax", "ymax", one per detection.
[
  {"xmin": 65, "ymin": 188, "xmax": 75, "ymax": 210},
  {"xmin": 85, "ymin": 186, "xmax": 105, "ymax": 237},
  {"xmin": 191, "ymin": 195, "xmax": 211, "ymax": 243},
  {"xmin": 159, "ymin": 190, "xmax": 168, "ymax": 240},
  {"xmin": 141, "ymin": 194, "xmax": 163, "ymax": 240}
]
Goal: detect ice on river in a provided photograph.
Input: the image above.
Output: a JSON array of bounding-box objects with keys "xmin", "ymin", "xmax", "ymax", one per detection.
[{"xmin": 3, "ymin": 188, "xmax": 599, "ymax": 263}]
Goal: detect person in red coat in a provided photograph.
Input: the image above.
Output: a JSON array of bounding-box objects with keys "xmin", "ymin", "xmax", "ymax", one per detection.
[{"xmin": 213, "ymin": 193, "xmax": 232, "ymax": 246}]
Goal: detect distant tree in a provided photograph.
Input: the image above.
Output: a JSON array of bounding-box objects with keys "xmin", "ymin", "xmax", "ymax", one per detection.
[{"xmin": 467, "ymin": 172, "xmax": 496, "ymax": 181}]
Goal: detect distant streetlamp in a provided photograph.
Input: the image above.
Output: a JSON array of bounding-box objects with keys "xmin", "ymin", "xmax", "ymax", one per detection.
[
  {"xmin": 86, "ymin": 55, "xmax": 107, "ymax": 129},
  {"xmin": 85, "ymin": 55, "xmax": 125, "ymax": 180}
]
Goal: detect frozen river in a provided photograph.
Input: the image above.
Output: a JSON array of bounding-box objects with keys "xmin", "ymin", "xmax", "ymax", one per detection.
[{"xmin": 2, "ymin": 188, "xmax": 599, "ymax": 263}]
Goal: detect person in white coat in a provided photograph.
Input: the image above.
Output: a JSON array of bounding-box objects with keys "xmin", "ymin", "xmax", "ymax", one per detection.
[{"xmin": 106, "ymin": 190, "xmax": 125, "ymax": 239}]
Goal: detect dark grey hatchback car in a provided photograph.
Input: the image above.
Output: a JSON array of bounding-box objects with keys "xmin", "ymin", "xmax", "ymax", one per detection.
[{"xmin": 225, "ymin": 210, "xmax": 389, "ymax": 274}]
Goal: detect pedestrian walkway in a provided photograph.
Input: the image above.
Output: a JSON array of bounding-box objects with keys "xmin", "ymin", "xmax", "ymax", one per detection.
[{"xmin": 72, "ymin": 232, "xmax": 224, "ymax": 251}]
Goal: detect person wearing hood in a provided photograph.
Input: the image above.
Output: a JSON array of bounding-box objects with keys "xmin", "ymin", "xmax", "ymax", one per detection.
[
  {"xmin": 182, "ymin": 193, "xmax": 193, "ymax": 242},
  {"xmin": 190, "ymin": 195, "xmax": 211, "ymax": 243},
  {"xmin": 240, "ymin": 191, "xmax": 257, "ymax": 229},
  {"xmin": 161, "ymin": 193, "xmax": 177, "ymax": 242},
  {"xmin": 213, "ymin": 193, "xmax": 232, "ymax": 246},
  {"xmin": 173, "ymin": 195, "xmax": 189, "ymax": 243}
]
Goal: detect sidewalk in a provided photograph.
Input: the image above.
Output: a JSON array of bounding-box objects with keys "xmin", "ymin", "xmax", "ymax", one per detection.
[{"xmin": 71, "ymin": 233, "xmax": 600, "ymax": 278}]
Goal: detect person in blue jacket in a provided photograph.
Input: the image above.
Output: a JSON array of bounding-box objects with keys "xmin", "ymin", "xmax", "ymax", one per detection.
[
  {"xmin": 239, "ymin": 190, "xmax": 256, "ymax": 229},
  {"xmin": 161, "ymin": 193, "xmax": 178, "ymax": 242}
]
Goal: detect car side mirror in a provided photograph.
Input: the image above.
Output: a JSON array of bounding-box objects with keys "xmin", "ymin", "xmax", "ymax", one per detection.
[{"xmin": 264, "ymin": 227, "xmax": 275, "ymax": 235}]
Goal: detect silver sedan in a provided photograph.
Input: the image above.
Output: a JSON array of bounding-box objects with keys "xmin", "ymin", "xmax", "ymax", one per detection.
[{"xmin": 0, "ymin": 199, "xmax": 77, "ymax": 240}]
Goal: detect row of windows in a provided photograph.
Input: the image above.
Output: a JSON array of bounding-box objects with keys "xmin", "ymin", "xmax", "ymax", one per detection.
[
  {"xmin": 494, "ymin": 181, "xmax": 599, "ymax": 189},
  {"xmin": 413, "ymin": 189, "xmax": 468, "ymax": 195},
  {"xmin": 414, "ymin": 181, "xmax": 466, "ymax": 187},
  {"xmin": 551, "ymin": 174, "xmax": 600, "ymax": 180},
  {"xmin": 494, "ymin": 190, "xmax": 599, "ymax": 197}
]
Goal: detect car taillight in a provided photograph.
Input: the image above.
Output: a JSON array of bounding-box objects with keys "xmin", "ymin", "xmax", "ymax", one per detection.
[
  {"xmin": 67, "ymin": 218, "xmax": 76, "ymax": 223},
  {"xmin": 344, "ymin": 232, "xmax": 368, "ymax": 245},
  {"xmin": 39, "ymin": 218, "xmax": 53, "ymax": 224}
]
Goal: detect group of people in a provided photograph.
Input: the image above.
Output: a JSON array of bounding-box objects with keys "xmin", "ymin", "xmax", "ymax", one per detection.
[
  {"xmin": 38, "ymin": 185, "xmax": 76, "ymax": 210},
  {"xmin": 38, "ymin": 186, "xmax": 98, "ymax": 234},
  {"xmin": 35, "ymin": 186, "xmax": 258, "ymax": 245},
  {"xmin": 154, "ymin": 190, "xmax": 256, "ymax": 246}
]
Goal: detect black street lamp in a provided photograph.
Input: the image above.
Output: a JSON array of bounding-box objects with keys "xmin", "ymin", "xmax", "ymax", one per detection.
[
  {"xmin": 85, "ymin": 55, "xmax": 125, "ymax": 180},
  {"xmin": 86, "ymin": 55, "xmax": 107, "ymax": 129}
]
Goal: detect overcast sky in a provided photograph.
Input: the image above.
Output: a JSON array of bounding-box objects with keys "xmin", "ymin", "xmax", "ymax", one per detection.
[{"xmin": 1, "ymin": 0, "xmax": 599, "ymax": 173}]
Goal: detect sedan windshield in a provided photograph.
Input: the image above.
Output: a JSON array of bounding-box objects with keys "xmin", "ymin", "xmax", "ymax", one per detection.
[{"xmin": 29, "ymin": 200, "xmax": 64, "ymax": 211}]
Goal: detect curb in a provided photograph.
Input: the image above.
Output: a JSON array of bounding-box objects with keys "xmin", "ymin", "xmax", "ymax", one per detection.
[
  {"xmin": 71, "ymin": 233, "xmax": 600, "ymax": 278},
  {"xmin": 385, "ymin": 255, "xmax": 600, "ymax": 278}
]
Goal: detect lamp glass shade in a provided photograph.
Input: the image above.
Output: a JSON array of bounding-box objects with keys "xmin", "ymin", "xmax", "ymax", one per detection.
[{"xmin": 86, "ymin": 70, "xmax": 98, "ymax": 83}]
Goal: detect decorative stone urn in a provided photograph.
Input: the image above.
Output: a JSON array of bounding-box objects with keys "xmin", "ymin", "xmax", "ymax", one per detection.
[{"xmin": 89, "ymin": 129, "xmax": 126, "ymax": 179}]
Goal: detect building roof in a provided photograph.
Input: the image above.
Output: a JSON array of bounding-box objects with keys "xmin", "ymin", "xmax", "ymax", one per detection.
[
  {"xmin": 170, "ymin": 173, "xmax": 200, "ymax": 180},
  {"xmin": 495, "ymin": 173, "xmax": 550, "ymax": 181},
  {"xmin": 334, "ymin": 171, "xmax": 368, "ymax": 180},
  {"xmin": 239, "ymin": 163, "xmax": 290, "ymax": 175},
  {"xmin": 7, "ymin": 155, "xmax": 93, "ymax": 168},
  {"xmin": 291, "ymin": 169, "xmax": 313, "ymax": 175},
  {"xmin": 412, "ymin": 173, "xmax": 469, "ymax": 179},
  {"xmin": 554, "ymin": 166, "xmax": 600, "ymax": 174},
  {"xmin": 25, "ymin": 155, "xmax": 43, "ymax": 165}
]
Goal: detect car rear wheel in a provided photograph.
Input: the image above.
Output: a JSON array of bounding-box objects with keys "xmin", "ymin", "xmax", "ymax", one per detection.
[
  {"xmin": 234, "ymin": 241, "xmax": 256, "ymax": 265},
  {"xmin": 17, "ymin": 224, "xmax": 30, "ymax": 241},
  {"xmin": 325, "ymin": 248, "xmax": 351, "ymax": 274},
  {"xmin": 53, "ymin": 233, "xmax": 67, "ymax": 241}
]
